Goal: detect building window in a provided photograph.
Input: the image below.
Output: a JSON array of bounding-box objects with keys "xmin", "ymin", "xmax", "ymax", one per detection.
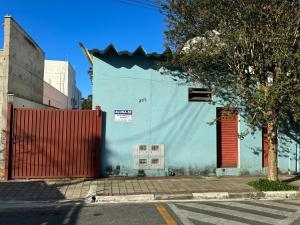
[
  {"xmin": 139, "ymin": 159, "xmax": 147, "ymax": 164},
  {"xmin": 151, "ymin": 158, "xmax": 159, "ymax": 164},
  {"xmin": 188, "ymin": 88, "xmax": 212, "ymax": 102},
  {"xmin": 139, "ymin": 145, "xmax": 147, "ymax": 151},
  {"xmin": 151, "ymin": 145, "xmax": 159, "ymax": 151}
]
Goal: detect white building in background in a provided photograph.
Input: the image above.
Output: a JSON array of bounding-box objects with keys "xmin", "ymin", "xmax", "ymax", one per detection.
[
  {"xmin": 43, "ymin": 60, "xmax": 81, "ymax": 109},
  {"xmin": 75, "ymin": 87, "xmax": 82, "ymax": 109}
]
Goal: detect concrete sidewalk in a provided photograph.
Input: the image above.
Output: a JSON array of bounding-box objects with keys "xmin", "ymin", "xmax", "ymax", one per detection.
[{"xmin": 0, "ymin": 175, "xmax": 299, "ymax": 202}]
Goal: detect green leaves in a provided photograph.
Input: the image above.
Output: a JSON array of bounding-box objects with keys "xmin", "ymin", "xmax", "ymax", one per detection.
[
  {"xmin": 161, "ymin": 0, "xmax": 300, "ymax": 137},
  {"xmin": 248, "ymin": 179, "xmax": 298, "ymax": 191}
]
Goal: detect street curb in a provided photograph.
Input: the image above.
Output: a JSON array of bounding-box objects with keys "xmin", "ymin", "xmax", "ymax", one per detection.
[
  {"xmin": 155, "ymin": 193, "xmax": 193, "ymax": 200},
  {"xmin": 263, "ymin": 191, "xmax": 299, "ymax": 199},
  {"xmin": 93, "ymin": 194, "xmax": 154, "ymax": 203},
  {"xmin": 90, "ymin": 191, "xmax": 300, "ymax": 203},
  {"xmin": 193, "ymin": 192, "xmax": 229, "ymax": 200},
  {"xmin": 1, "ymin": 191, "xmax": 299, "ymax": 205}
]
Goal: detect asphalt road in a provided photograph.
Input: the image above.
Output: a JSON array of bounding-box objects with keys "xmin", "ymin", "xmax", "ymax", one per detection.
[{"xmin": 0, "ymin": 199, "xmax": 300, "ymax": 225}]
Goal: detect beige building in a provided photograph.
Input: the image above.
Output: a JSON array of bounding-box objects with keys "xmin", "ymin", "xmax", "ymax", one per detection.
[{"xmin": 43, "ymin": 81, "xmax": 68, "ymax": 109}]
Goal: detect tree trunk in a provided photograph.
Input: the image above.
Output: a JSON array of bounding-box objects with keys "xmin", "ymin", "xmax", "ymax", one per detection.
[{"xmin": 267, "ymin": 121, "xmax": 278, "ymax": 181}]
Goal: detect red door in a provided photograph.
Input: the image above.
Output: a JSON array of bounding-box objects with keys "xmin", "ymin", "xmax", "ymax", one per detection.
[
  {"xmin": 262, "ymin": 126, "xmax": 269, "ymax": 167},
  {"xmin": 217, "ymin": 108, "xmax": 238, "ymax": 168}
]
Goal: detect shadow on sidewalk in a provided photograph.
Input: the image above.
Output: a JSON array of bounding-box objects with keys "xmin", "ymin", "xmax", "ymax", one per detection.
[
  {"xmin": 0, "ymin": 181, "xmax": 85, "ymax": 225},
  {"xmin": 282, "ymin": 175, "xmax": 300, "ymax": 184},
  {"xmin": 0, "ymin": 203, "xmax": 84, "ymax": 225},
  {"xmin": 0, "ymin": 181, "xmax": 66, "ymax": 201}
]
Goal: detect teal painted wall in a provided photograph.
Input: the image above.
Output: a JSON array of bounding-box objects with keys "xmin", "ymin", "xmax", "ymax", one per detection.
[{"xmin": 92, "ymin": 53, "xmax": 300, "ymax": 177}]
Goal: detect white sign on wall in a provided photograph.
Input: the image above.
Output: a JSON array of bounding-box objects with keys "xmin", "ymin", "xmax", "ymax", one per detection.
[{"xmin": 114, "ymin": 110, "xmax": 132, "ymax": 122}]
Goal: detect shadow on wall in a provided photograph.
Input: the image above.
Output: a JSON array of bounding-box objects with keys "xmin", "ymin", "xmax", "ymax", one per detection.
[
  {"xmin": 279, "ymin": 111, "xmax": 300, "ymax": 146},
  {"xmin": 242, "ymin": 126, "xmax": 299, "ymax": 160},
  {"xmin": 250, "ymin": 147, "xmax": 263, "ymax": 156},
  {"xmin": 247, "ymin": 139, "xmax": 299, "ymax": 160},
  {"xmin": 100, "ymin": 111, "xmax": 128, "ymax": 177},
  {"xmin": 278, "ymin": 135, "xmax": 299, "ymax": 159}
]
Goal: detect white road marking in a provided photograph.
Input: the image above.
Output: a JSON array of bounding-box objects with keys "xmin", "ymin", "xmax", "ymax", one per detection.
[
  {"xmin": 168, "ymin": 203, "xmax": 248, "ymax": 225},
  {"xmin": 257, "ymin": 200, "xmax": 300, "ymax": 210},
  {"xmin": 214, "ymin": 201, "xmax": 293, "ymax": 216},
  {"xmin": 176, "ymin": 202, "xmax": 278, "ymax": 224},
  {"xmin": 168, "ymin": 200, "xmax": 300, "ymax": 225}
]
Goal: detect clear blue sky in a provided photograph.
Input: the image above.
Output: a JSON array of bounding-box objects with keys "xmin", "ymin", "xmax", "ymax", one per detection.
[{"xmin": 0, "ymin": 0, "xmax": 165, "ymax": 98}]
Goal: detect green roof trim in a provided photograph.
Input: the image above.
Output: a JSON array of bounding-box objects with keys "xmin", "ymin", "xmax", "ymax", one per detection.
[{"xmin": 89, "ymin": 44, "xmax": 167, "ymax": 59}]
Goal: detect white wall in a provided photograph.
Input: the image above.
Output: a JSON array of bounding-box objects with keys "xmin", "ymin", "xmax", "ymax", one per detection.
[
  {"xmin": 44, "ymin": 60, "xmax": 80, "ymax": 109},
  {"xmin": 44, "ymin": 60, "xmax": 69, "ymax": 95}
]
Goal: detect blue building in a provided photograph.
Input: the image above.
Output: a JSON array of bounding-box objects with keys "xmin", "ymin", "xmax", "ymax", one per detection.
[{"xmin": 82, "ymin": 44, "xmax": 299, "ymax": 177}]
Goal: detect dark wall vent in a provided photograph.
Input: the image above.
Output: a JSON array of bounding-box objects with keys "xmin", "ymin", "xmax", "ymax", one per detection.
[{"xmin": 188, "ymin": 88, "xmax": 212, "ymax": 102}]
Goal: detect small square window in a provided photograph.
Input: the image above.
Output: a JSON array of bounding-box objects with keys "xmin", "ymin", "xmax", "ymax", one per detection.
[
  {"xmin": 151, "ymin": 158, "xmax": 159, "ymax": 164},
  {"xmin": 188, "ymin": 88, "xmax": 212, "ymax": 102},
  {"xmin": 151, "ymin": 145, "xmax": 159, "ymax": 151},
  {"xmin": 139, "ymin": 145, "xmax": 147, "ymax": 151},
  {"xmin": 139, "ymin": 159, "xmax": 147, "ymax": 164}
]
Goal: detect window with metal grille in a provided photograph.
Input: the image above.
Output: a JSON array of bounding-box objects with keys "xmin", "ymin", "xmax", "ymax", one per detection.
[
  {"xmin": 139, "ymin": 159, "xmax": 147, "ymax": 164},
  {"xmin": 151, "ymin": 145, "xmax": 159, "ymax": 151},
  {"xmin": 188, "ymin": 88, "xmax": 212, "ymax": 102},
  {"xmin": 151, "ymin": 158, "xmax": 159, "ymax": 164},
  {"xmin": 139, "ymin": 145, "xmax": 147, "ymax": 151}
]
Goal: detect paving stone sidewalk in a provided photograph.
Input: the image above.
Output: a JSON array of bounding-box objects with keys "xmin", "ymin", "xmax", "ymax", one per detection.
[{"xmin": 0, "ymin": 175, "xmax": 299, "ymax": 202}]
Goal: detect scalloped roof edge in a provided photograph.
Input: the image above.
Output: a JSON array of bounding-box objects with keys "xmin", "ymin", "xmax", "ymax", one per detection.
[{"xmin": 89, "ymin": 44, "xmax": 167, "ymax": 59}]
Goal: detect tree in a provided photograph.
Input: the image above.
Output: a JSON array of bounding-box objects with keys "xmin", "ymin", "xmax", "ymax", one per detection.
[
  {"xmin": 160, "ymin": 0, "xmax": 300, "ymax": 181},
  {"xmin": 81, "ymin": 95, "xmax": 92, "ymax": 110}
]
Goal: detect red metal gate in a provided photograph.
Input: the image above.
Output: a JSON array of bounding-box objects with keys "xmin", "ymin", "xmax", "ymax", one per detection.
[
  {"xmin": 5, "ymin": 104, "xmax": 102, "ymax": 180},
  {"xmin": 217, "ymin": 108, "xmax": 238, "ymax": 168}
]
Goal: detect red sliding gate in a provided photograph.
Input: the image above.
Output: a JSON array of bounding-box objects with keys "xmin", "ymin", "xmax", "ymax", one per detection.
[
  {"xmin": 5, "ymin": 104, "xmax": 102, "ymax": 180},
  {"xmin": 217, "ymin": 108, "xmax": 238, "ymax": 168}
]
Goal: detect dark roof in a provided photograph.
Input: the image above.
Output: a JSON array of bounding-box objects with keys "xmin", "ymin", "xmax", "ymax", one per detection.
[{"xmin": 89, "ymin": 44, "xmax": 167, "ymax": 59}]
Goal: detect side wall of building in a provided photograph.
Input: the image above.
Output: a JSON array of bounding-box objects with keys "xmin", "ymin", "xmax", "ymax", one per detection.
[
  {"xmin": 67, "ymin": 63, "xmax": 76, "ymax": 109},
  {"xmin": 75, "ymin": 87, "xmax": 82, "ymax": 109},
  {"xmin": 43, "ymin": 81, "xmax": 68, "ymax": 109},
  {"xmin": 0, "ymin": 51, "xmax": 3, "ymax": 70},
  {"xmin": 0, "ymin": 51, "xmax": 4, "ymax": 177},
  {"xmin": 12, "ymin": 95, "xmax": 52, "ymax": 109},
  {"xmin": 6, "ymin": 17, "xmax": 45, "ymax": 102},
  {"xmin": 92, "ymin": 55, "xmax": 299, "ymax": 177},
  {"xmin": 0, "ymin": 16, "xmax": 45, "ymax": 179}
]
